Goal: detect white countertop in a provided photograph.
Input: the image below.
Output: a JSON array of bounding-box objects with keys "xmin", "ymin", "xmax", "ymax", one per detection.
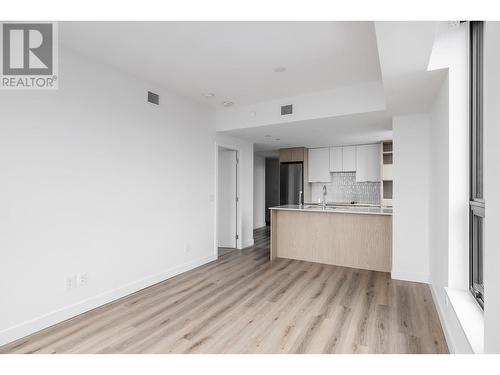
[{"xmin": 269, "ymin": 204, "xmax": 393, "ymax": 216}]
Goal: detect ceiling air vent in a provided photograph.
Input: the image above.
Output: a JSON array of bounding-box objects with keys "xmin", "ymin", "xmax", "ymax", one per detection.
[
  {"xmin": 147, "ymin": 91, "xmax": 159, "ymax": 105},
  {"xmin": 281, "ymin": 104, "xmax": 293, "ymax": 116}
]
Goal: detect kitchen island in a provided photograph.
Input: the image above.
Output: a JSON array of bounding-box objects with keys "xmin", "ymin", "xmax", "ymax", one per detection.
[{"xmin": 270, "ymin": 204, "xmax": 392, "ymax": 272}]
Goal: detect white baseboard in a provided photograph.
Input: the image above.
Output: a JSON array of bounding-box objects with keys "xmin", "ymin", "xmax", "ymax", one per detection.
[
  {"xmin": 391, "ymin": 269, "xmax": 430, "ymax": 284},
  {"xmin": 241, "ymin": 239, "xmax": 254, "ymax": 249},
  {"xmin": 430, "ymin": 285, "xmax": 456, "ymax": 353},
  {"xmin": 0, "ymin": 254, "xmax": 216, "ymax": 347},
  {"xmin": 253, "ymin": 223, "xmax": 266, "ymax": 230}
]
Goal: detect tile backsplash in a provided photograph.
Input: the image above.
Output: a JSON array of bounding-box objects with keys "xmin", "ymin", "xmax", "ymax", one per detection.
[{"xmin": 310, "ymin": 172, "xmax": 380, "ymax": 204}]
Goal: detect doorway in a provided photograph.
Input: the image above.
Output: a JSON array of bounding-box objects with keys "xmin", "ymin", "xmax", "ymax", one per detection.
[
  {"xmin": 217, "ymin": 146, "xmax": 238, "ymax": 257},
  {"xmin": 265, "ymin": 158, "xmax": 280, "ymax": 225}
]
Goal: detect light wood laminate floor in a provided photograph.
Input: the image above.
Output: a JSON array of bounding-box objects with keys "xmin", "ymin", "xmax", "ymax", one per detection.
[{"xmin": 0, "ymin": 227, "xmax": 448, "ymax": 354}]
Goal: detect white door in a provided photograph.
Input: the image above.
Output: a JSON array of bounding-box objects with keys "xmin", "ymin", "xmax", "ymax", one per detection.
[{"xmin": 218, "ymin": 148, "xmax": 237, "ymax": 248}]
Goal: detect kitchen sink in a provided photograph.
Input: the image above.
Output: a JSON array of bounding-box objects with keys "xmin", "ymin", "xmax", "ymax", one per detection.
[
  {"xmin": 303, "ymin": 205, "xmax": 336, "ymax": 210},
  {"xmin": 303, "ymin": 205, "xmax": 318, "ymax": 209}
]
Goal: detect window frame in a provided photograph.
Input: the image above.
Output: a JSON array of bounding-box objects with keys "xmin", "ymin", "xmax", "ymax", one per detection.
[{"xmin": 469, "ymin": 20, "xmax": 485, "ymax": 309}]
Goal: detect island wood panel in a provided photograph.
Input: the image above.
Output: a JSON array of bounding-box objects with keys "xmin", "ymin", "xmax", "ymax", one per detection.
[
  {"xmin": 270, "ymin": 209, "xmax": 278, "ymax": 260},
  {"xmin": 279, "ymin": 147, "xmax": 304, "ymax": 163},
  {"xmin": 271, "ymin": 210, "xmax": 392, "ymax": 272}
]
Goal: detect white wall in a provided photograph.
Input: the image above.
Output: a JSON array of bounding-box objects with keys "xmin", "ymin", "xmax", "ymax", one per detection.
[
  {"xmin": 429, "ymin": 75, "xmax": 450, "ymax": 287},
  {"xmin": 427, "ymin": 75, "xmax": 473, "ymax": 353},
  {"xmin": 428, "ymin": 22, "xmax": 470, "ymax": 290},
  {"xmin": 253, "ymin": 155, "xmax": 266, "ymax": 229},
  {"xmin": 216, "ymin": 81, "xmax": 385, "ymax": 131},
  {"xmin": 424, "ymin": 22, "xmax": 479, "ymax": 353},
  {"xmin": 409, "ymin": 20, "xmax": 500, "ymax": 355},
  {"xmin": 483, "ymin": 21, "xmax": 500, "ymax": 354},
  {"xmin": 392, "ymin": 114, "xmax": 431, "ymax": 283},
  {"xmin": 0, "ymin": 47, "xmax": 216, "ymax": 346},
  {"xmin": 215, "ymin": 133, "xmax": 254, "ymax": 249},
  {"xmin": 392, "ymin": 77, "xmax": 474, "ymax": 353}
]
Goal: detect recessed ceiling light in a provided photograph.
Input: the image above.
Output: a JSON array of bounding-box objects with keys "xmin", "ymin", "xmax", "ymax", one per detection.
[
  {"xmin": 203, "ymin": 92, "xmax": 215, "ymax": 98},
  {"xmin": 264, "ymin": 134, "xmax": 272, "ymax": 138},
  {"xmin": 222, "ymin": 101, "xmax": 234, "ymax": 107},
  {"xmin": 273, "ymin": 66, "xmax": 286, "ymax": 73}
]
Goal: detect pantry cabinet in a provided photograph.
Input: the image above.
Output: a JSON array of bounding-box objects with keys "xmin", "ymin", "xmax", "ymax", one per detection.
[{"xmin": 356, "ymin": 144, "xmax": 381, "ymax": 182}]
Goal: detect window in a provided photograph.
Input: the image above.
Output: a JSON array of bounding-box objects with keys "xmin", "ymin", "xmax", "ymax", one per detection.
[{"xmin": 469, "ymin": 21, "xmax": 485, "ymax": 309}]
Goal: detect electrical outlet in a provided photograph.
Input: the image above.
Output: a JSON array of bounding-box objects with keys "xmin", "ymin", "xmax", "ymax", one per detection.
[
  {"xmin": 78, "ymin": 272, "xmax": 88, "ymax": 287},
  {"xmin": 65, "ymin": 275, "xmax": 76, "ymax": 291}
]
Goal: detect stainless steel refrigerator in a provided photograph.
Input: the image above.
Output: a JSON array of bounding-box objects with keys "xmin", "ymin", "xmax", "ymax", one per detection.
[{"xmin": 280, "ymin": 162, "xmax": 303, "ymax": 205}]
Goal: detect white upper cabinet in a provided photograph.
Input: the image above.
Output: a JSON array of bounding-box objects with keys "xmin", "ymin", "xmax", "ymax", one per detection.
[
  {"xmin": 308, "ymin": 148, "xmax": 331, "ymax": 182},
  {"xmin": 356, "ymin": 144, "xmax": 381, "ymax": 182},
  {"xmin": 329, "ymin": 147, "xmax": 343, "ymax": 172},
  {"xmin": 308, "ymin": 143, "xmax": 381, "ymax": 183},
  {"xmin": 342, "ymin": 146, "xmax": 356, "ymax": 172}
]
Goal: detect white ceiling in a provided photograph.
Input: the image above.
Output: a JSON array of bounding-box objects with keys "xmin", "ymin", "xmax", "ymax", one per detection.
[
  {"xmin": 374, "ymin": 21, "xmax": 447, "ymax": 114},
  {"xmin": 59, "ymin": 21, "xmax": 448, "ymax": 152},
  {"xmin": 255, "ymin": 150, "xmax": 280, "ymax": 158},
  {"xmin": 224, "ymin": 110, "xmax": 392, "ymax": 151},
  {"xmin": 60, "ymin": 21, "xmax": 381, "ymax": 107}
]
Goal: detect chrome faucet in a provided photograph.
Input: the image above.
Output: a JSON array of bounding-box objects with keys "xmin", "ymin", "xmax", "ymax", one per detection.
[
  {"xmin": 298, "ymin": 190, "xmax": 303, "ymax": 208},
  {"xmin": 322, "ymin": 185, "xmax": 327, "ymax": 209}
]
